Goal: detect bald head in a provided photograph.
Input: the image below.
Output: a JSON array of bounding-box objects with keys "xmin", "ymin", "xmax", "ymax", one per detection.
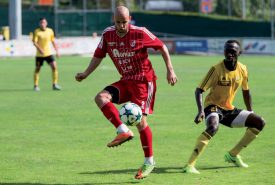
[
  {"xmin": 114, "ymin": 6, "xmax": 130, "ymax": 18},
  {"xmin": 113, "ymin": 6, "xmax": 131, "ymax": 36}
]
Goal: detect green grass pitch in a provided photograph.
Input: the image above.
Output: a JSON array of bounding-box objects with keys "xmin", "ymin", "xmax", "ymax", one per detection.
[{"xmin": 0, "ymin": 55, "xmax": 274, "ymax": 185}]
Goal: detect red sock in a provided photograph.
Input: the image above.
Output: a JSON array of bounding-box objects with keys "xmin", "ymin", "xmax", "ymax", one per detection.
[
  {"xmin": 100, "ymin": 102, "xmax": 122, "ymax": 128},
  {"xmin": 139, "ymin": 126, "xmax": 153, "ymax": 157}
]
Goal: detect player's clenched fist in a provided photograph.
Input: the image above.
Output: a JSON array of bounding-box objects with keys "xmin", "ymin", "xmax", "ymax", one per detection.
[{"xmin": 75, "ymin": 73, "xmax": 87, "ymax": 82}]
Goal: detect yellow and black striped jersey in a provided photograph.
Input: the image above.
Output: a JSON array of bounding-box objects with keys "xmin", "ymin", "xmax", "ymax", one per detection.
[
  {"xmin": 198, "ymin": 61, "xmax": 249, "ymax": 110},
  {"xmin": 33, "ymin": 27, "xmax": 55, "ymax": 57}
]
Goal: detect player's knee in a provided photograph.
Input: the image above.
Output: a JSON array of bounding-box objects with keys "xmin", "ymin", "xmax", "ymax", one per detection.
[
  {"xmin": 35, "ymin": 67, "xmax": 41, "ymax": 72},
  {"xmin": 94, "ymin": 92, "xmax": 110, "ymax": 106},
  {"xmin": 94, "ymin": 94, "xmax": 100, "ymax": 105},
  {"xmin": 246, "ymin": 114, "xmax": 266, "ymax": 131},
  {"xmin": 205, "ymin": 116, "xmax": 219, "ymax": 136},
  {"xmin": 103, "ymin": 86, "xmax": 119, "ymax": 103},
  {"xmin": 205, "ymin": 124, "xmax": 219, "ymax": 137},
  {"xmin": 256, "ymin": 117, "xmax": 266, "ymax": 131},
  {"xmin": 136, "ymin": 118, "xmax": 147, "ymax": 131}
]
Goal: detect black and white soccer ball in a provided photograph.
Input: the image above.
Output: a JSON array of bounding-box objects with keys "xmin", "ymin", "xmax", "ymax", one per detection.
[{"xmin": 119, "ymin": 103, "xmax": 142, "ymax": 126}]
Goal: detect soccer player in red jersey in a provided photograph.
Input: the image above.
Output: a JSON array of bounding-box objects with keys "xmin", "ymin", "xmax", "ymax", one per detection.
[{"xmin": 75, "ymin": 6, "xmax": 177, "ymax": 179}]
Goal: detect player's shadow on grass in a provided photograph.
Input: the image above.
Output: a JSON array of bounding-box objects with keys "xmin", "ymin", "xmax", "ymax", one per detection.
[
  {"xmin": 80, "ymin": 166, "xmax": 183, "ymax": 175},
  {"xmin": 80, "ymin": 165, "xmax": 235, "ymax": 176},
  {"xmin": 198, "ymin": 165, "xmax": 236, "ymax": 171}
]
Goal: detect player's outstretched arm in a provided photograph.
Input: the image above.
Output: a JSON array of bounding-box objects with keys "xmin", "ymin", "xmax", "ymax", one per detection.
[
  {"xmin": 242, "ymin": 89, "xmax": 253, "ymax": 111},
  {"xmin": 159, "ymin": 45, "xmax": 177, "ymax": 86},
  {"xmin": 75, "ymin": 57, "xmax": 103, "ymax": 82},
  {"xmin": 194, "ymin": 88, "xmax": 205, "ymax": 124}
]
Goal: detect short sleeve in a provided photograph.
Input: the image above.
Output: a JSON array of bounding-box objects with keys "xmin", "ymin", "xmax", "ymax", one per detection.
[
  {"xmin": 242, "ymin": 66, "xmax": 249, "ymax": 90},
  {"xmin": 198, "ymin": 66, "xmax": 216, "ymax": 92},
  {"xmin": 94, "ymin": 36, "xmax": 107, "ymax": 58},
  {"xmin": 50, "ymin": 29, "xmax": 55, "ymax": 42},
  {"xmin": 142, "ymin": 28, "xmax": 163, "ymax": 50},
  {"xmin": 33, "ymin": 30, "xmax": 38, "ymax": 43}
]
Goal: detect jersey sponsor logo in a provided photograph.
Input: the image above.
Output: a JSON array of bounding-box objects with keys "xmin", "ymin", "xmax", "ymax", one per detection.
[
  {"xmin": 118, "ymin": 59, "xmax": 131, "ymax": 65},
  {"xmin": 108, "ymin": 42, "xmax": 116, "ymax": 46},
  {"xmin": 121, "ymin": 65, "xmax": 133, "ymax": 72},
  {"xmin": 120, "ymin": 42, "xmax": 125, "ymax": 46},
  {"xmin": 218, "ymin": 80, "xmax": 231, "ymax": 86},
  {"xmin": 112, "ymin": 49, "xmax": 135, "ymax": 58},
  {"xmin": 218, "ymin": 77, "xmax": 231, "ymax": 86}
]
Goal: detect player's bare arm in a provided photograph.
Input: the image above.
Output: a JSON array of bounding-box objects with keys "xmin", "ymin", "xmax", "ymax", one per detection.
[
  {"xmin": 52, "ymin": 41, "xmax": 60, "ymax": 58},
  {"xmin": 242, "ymin": 89, "xmax": 253, "ymax": 111},
  {"xmin": 159, "ymin": 45, "xmax": 177, "ymax": 86},
  {"xmin": 75, "ymin": 57, "xmax": 103, "ymax": 82},
  {"xmin": 33, "ymin": 41, "xmax": 44, "ymax": 55},
  {"xmin": 194, "ymin": 88, "xmax": 205, "ymax": 124}
]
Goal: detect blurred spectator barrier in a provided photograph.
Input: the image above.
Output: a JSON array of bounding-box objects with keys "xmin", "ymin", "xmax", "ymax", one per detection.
[
  {"xmin": 1, "ymin": 37, "xmax": 275, "ymax": 57},
  {"xmin": 1, "ymin": 26, "xmax": 10, "ymax": 40}
]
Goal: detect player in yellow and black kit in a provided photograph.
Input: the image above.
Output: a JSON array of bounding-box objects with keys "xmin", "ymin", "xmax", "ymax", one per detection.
[
  {"xmin": 33, "ymin": 17, "xmax": 61, "ymax": 91},
  {"xmin": 183, "ymin": 40, "xmax": 266, "ymax": 174}
]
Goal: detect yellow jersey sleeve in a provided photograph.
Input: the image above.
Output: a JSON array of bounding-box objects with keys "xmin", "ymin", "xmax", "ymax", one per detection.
[
  {"xmin": 198, "ymin": 66, "xmax": 216, "ymax": 91},
  {"xmin": 241, "ymin": 65, "xmax": 249, "ymax": 90},
  {"xmin": 50, "ymin": 29, "xmax": 55, "ymax": 42},
  {"xmin": 33, "ymin": 29, "xmax": 39, "ymax": 43}
]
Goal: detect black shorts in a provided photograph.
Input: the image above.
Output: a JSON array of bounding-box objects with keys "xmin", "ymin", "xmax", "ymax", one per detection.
[
  {"xmin": 204, "ymin": 105, "xmax": 251, "ymax": 128},
  {"xmin": 35, "ymin": 55, "xmax": 55, "ymax": 66}
]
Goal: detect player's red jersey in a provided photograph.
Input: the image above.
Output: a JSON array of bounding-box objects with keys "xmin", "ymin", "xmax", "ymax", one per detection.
[{"xmin": 94, "ymin": 24, "xmax": 164, "ymax": 81}]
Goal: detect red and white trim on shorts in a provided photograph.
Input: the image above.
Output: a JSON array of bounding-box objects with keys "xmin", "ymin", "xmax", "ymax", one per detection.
[{"xmin": 145, "ymin": 81, "xmax": 154, "ymax": 115}]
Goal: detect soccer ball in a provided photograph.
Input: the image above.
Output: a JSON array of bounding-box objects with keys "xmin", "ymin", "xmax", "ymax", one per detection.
[{"xmin": 119, "ymin": 103, "xmax": 142, "ymax": 126}]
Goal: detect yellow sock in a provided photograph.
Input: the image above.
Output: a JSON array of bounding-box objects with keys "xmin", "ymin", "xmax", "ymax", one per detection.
[
  {"xmin": 229, "ymin": 128, "xmax": 260, "ymax": 156},
  {"xmin": 52, "ymin": 69, "xmax": 58, "ymax": 85},
  {"xmin": 34, "ymin": 72, "xmax": 39, "ymax": 86},
  {"xmin": 187, "ymin": 131, "xmax": 211, "ymax": 166}
]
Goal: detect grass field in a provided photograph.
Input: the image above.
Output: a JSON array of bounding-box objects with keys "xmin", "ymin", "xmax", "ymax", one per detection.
[{"xmin": 0, "ymin": 55, "xmax": 274, "ymax": 185}]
